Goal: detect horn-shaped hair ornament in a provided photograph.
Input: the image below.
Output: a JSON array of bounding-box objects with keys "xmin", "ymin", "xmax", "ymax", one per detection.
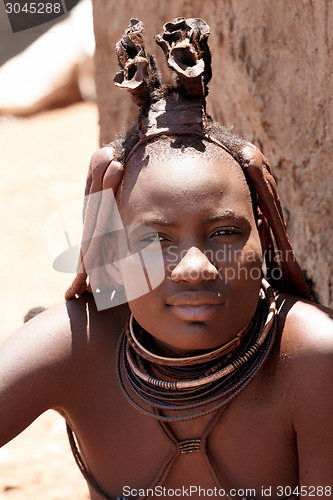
[
  {"xmin": 113, "ymin": 17, "xmax": 313, "ymax": 301},
  {"xmin": 114, "ymin": 19, "xmax": 155, "ymax": 108},
  {"xmin": 155, "ymin": 17, "xmax": 212, "ymax": 100},
  {"xmin": 114, "ymin": 18, "xmax": 215, "ymax": 145}
]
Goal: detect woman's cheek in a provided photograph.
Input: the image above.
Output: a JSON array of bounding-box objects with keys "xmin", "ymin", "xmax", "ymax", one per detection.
[{"xmin": 217, "ymin": 241, "xmax": 262, "ymax": 288}]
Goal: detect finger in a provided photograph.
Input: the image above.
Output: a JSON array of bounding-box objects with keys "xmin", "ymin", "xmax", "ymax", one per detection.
[
  {"xmin": 65, "ymin": 272, "xmax": 88, "ymax": 300},
  {"xmin": 81, "ymin": 160, "xmax": 123, "ymax": 254},
  {"xmin": 80, "ymin": 165, "xmax": 124, "ymax": 294},
  {"xmin": 67, "ymin": 145, "xmax": 112, "ymax": 302},
  {"xmin": 102, "ymin": 160, "xmax": 123, "ymax": 191},
  {"xmin": 90, "ymin": 146, "xmax": 116, "ymax": 194},
  {"xmin": 82, "ymin": 148, "xmax": 120, "ymax": 262},
  {"xmin": 83, "ymin": 146, "xmax": 115, "ymax": 219},
  {"xmin": 68, "ymin": 148, "xmax": 124, "ymax": 301},
  {"xmin": 93, "ymin": 161, "xmax": 124, "ymax": 236}
]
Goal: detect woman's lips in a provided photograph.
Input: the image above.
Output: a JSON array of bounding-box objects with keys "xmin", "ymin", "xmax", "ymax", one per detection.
[
  {"xmin": 166, "ymin": 292, "xmax": 224, "ymax": 321},
  {"xmin": 168, "ymin": 304, "xmax": 222, "ymax": 321}
]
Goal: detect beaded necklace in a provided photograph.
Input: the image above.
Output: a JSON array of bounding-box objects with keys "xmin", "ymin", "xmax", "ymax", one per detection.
[{"xmin": 116, "ymin": 279, "xmax": 277, "ymax": 422}]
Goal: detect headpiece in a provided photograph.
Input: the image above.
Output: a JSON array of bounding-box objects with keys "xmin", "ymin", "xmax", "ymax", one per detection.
[{"xmin": 114, "ymin": 18, "xmax": 210, "ymax": 129}]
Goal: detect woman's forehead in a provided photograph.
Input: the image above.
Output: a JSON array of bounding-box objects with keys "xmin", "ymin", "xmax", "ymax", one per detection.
[
  {"xmin": 118, "ymin": 145, "xmax": 254, "ymax": 222},
  {"xmin": 124, "ymin": 138, "xmax": 247, "ymax": 189}
]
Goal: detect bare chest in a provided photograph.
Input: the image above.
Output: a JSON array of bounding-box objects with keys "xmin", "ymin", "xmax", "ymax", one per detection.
[{"xmin": 66, "ymin": 363, "xmax": 298, "ymax": 500}]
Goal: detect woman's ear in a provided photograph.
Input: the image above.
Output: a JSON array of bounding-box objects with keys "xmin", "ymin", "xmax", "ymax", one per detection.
[
  {"xmin": 105, "ymin": 257, "xmax": 124, "ymax": 288},
  {"xmin": 256, "ymin": 214, "xmax": 266, "ymax": 255},
  {"xmin": 103, "ymin": 231, "xmax": 125, "ymax": 288},
  {"xmin": 256, "ymin": 214, "xmax": 263, "ymax": 232},
  {"xmin": 83, "ymin": 230, "xmax": 125, "ymax": 294}
]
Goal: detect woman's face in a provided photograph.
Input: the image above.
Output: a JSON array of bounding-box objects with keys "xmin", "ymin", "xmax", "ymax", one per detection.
[{"xmin": 117, "ymin": 142, "xmax": 263, "ymax": 356}]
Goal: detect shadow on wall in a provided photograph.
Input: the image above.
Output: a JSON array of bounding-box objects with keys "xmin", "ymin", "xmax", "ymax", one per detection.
[{"xmin": 0, "ymin": 0, "xmax": 95, "ymax": 116}]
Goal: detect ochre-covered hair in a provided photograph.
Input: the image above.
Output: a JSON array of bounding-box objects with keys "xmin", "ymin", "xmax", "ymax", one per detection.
[{"xmin": 66, "ymin": 18, "xmax": 312, "ymax": 302}]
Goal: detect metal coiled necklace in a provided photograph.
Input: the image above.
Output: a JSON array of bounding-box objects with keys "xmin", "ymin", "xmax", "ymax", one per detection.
[{"xmin": 116, "ymin": 278, "xmax": 278, "ymax": 421}]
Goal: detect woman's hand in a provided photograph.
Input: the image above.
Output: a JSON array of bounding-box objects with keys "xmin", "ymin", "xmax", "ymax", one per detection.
[{"xmin": 65, "ymin": 147, "xmax": 123, "ymax": 300}]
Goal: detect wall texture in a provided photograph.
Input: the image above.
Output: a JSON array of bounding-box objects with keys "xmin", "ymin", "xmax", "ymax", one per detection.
[{"xmin": 92, "ymin": 0, "xmax": 333, "ymax": 306}]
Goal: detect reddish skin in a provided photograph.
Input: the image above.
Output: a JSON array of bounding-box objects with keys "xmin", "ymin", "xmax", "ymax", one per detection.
[
  {"xmin": 118, "ymin": 147, "xmax": 262, "ymax": 355},
  {"xmin": 65, "ymin": 146, "xmax": 124, "ymax": 300},
  {"xmin": 1, "ymin": 143, "xmax": 333, "ymax": 500}
]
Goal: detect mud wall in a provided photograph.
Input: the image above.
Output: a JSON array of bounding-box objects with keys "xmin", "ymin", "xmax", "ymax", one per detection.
[{"xmin": 92, "ymin": 0, "xmax": 333, "ymax": 306}]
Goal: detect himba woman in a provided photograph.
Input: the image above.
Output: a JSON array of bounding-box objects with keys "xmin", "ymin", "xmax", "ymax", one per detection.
[{"xmin": 1, "ymin": 17, "xmax": 333, "ymax": 500}]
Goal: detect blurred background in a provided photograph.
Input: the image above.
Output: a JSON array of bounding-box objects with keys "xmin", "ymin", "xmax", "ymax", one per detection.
[
  {"xmin": 0, "ymin": 0, "xmax": 95, "ymax": 497},
  {"xmin": 0, "ymin": 0, "xmax": 332, "ymax": 498}
]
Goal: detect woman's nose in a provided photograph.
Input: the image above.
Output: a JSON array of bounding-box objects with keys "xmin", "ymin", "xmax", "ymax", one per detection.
[{"xmin": 169, "ymin": 246, "xmax": 218, "ymax": 284}]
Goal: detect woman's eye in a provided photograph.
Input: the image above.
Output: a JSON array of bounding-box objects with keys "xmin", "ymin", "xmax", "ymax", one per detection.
[
  {"xmin": 211, "ymin": 227, "xmax": 240, "ymax": 238},
  {"xmin": 139, "ymin": 234, "xmax": 169, "ymax": 243}
]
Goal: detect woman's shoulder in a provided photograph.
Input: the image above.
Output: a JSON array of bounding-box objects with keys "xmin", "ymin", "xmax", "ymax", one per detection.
[
  {"xmin": 277, "ymin": 294, "xmax": 333, "ymax": 356},
  {"xmin": 273, "ymin": 295, "xmax": 333, "ymax": 467},
  {"xmin": 2, "ymin": 294, "xmax": 127, "ymax": 353},
  {"xmin": 0, "ymin": 294, "xmax": 129, "ymax": 400},
  {"xmin": 273, "ymin": 294, "xmax": 333, "ymax": 415},
  {"xmin": 0, "ymin": 295, "xmax": 129, "ymax": 446}
]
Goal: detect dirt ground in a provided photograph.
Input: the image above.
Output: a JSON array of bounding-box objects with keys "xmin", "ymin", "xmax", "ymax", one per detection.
[{"xmin": 0, "ymin": 102, "xmax": 101, "ymax": 499}]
